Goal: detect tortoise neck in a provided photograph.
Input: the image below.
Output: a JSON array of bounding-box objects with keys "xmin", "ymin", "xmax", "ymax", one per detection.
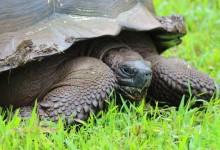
[
  {"xmin": 102, "ymin": 48, "xmax": 145, "ymax": 69},
  {"xmin": 86, "ymin": 37, "xmax": 129, "ymax": 59}
]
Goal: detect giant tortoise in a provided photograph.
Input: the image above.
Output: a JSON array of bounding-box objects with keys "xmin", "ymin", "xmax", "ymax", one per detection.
[{"xmin": 0, "ymin": 0, "xmax": 218, "ymax": 124}]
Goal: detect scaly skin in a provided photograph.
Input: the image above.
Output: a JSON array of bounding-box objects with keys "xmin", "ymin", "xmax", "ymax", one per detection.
[
  {"xmin": 143, "ymin": 16, "xmax": 217, "ymax": 106},
  {"xmin": 0, "ymin": 45, "xmax": 152, "ymax": 124},
  {"xmin": 0, "ymin": 53, "xmax": 116, "ymax": 124},
  {"xmin": 37, "ymin": 57, "xmax": 116, "ymax": 123},
  {"xmin": 144, "ymin": 53, "xmax": 217, "ymax": 106}
]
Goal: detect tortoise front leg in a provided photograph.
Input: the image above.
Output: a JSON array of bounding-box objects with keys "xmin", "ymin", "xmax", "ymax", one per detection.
[
  {"xmin": 17, "ymin": 57, "xmax": 116, "ymax": 124},
  {"xmin": 144, "ymin": 55, "xmax": 218, "ymax": 106}
]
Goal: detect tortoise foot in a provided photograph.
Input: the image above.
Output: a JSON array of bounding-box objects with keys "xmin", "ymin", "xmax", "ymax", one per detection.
[{"xmin": 14, "ymin": 106, "xmax": 34, "ymax": 120}]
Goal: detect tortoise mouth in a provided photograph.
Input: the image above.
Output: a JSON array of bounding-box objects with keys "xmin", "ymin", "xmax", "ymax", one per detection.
[{"xmin": 118, "ymin": 82, "xmax": 150, "ymax": 101}]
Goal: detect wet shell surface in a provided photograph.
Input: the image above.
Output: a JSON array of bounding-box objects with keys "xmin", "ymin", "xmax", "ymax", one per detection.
[{"xmin": 0, "ymin": 0, "xmax": 165, "ymax": 72}]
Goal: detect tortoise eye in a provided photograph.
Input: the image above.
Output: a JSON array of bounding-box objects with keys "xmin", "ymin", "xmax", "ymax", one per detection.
[
  {"xmin": 122, "ymin": 68, "xmax": 129, "ymax": 73},
  {"xmin": 120, "ymin": 66, "xmax": 133, "ymax": 76}
]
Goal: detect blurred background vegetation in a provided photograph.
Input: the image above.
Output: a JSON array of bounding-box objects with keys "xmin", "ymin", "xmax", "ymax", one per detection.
[{"xmin": 155, "ymin": 0, "xmax": 220, "ymax": 82}]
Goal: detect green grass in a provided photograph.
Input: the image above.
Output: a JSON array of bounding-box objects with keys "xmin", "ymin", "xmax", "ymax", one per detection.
[{"xmin": 1, "ymin": 0, "xmax": 220, "ymax": 149}]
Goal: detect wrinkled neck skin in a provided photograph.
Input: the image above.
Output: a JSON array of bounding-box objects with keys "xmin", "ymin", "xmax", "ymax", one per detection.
[
  {"xmin": 135, "ymin": 49, "xmax": 157, "ymax": 58},
  {"xmin": 86, "ymin": 32, "xmax": 159, "ymax": 61},
  {"xmin": 135, "ymin": 49, "xmax": 160, "ymax": 66},
  {"xmin": 86, "ymin": 35, "xmax": 156, "ymax": 61},
  {"xmin": 102, "ymin": 48, "xmax": 145, "ymax": 70},
  {"xmin": 86, "ymin": 37, "xmax": 128, "ymax": 59}
]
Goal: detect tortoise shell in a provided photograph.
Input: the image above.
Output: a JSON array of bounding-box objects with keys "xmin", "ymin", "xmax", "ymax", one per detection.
[{"xmin": 0, "ymin": 0, "xmax": 185, "ymax": 72}]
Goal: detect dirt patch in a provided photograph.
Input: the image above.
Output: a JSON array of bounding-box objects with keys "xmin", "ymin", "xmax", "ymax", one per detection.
[
  {"xmin": 157, "ymin": 14, "xmax": 186, "ymax": 34},
  {"xmin": 0, "ymin": 40, "xmax": 60, "ymax": 70},
  {"xmin": 65, "ymin": 36, "xmax": 75, "ymax": 43}
]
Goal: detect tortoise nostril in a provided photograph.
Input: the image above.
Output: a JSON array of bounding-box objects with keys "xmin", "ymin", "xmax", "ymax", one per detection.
[{"xmin": 145, "ymin": 71, "xmax": 152, "ymax": 77}]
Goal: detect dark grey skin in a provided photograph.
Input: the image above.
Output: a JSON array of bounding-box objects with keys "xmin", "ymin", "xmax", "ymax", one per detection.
[{"xmin": 0, "ymin": 42, "xmax": 152, "ymax": 124}]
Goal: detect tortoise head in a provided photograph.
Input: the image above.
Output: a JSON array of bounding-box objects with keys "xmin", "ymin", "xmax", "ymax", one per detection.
[{"xmin": 103, "ymin": 48, "xmax": 152, "ymax": 101}]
